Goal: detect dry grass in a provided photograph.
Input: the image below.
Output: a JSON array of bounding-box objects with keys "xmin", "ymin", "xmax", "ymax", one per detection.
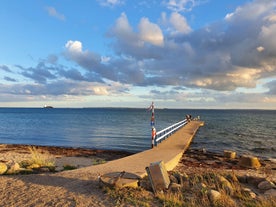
[
  {"xmin": 102, "ymin": 169, "xmax": 276, "ymax": 207},
  {"xmin": 20, "ymin": 146, "xmax": 55, "ymax": 169},
  {"xmin": 102, "ymin": 186, "xmax": 157, "ymax": 207}
]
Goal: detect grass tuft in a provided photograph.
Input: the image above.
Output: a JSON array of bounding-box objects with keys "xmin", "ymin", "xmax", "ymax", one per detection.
[{"xmin": 26, "ymin": 146, "xmax": 55, "ymax": 169}]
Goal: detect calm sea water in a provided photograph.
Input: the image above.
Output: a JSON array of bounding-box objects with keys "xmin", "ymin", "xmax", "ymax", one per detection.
[{"xmin": 0, "ymin": 108, "xmax": 275, "ymax": 159}]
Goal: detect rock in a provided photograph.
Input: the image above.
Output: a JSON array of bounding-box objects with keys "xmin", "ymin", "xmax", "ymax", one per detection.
[
  {"xmin": 208, "ymin": 189, "xmax": 221, "ymax": 203},
  {"xmin": 171, "ymin": 172, "xmax": 187, "ymax": 185},
  {"xmin": 216, "ymin": 175, "xmax": 234, "ymax": 195},
  {"xmin": 27, "ymin": 163, "xmax": 40, "ymax": 169},
  {"xmin": 0, "ymin": 162, "xmax": 8, "ymax": 174},
  {"xmin": 242, "ymin": 188, "xmax": 256, "ymax": 199},
  {"xmin": 238, "ymin": 155, "xmax": 261, "ymax": 169},
  {"xmin": 169, "ymin": 174, "xmax": 179, "ymax": 184},
  {"xmin": 55, "ymin": 166, "xmax": 63, "ymax": 172},
  {"xmin": 6, "ymin": 162, "xmax": 21, "ymax": 174},
  {"xmin": 169, "ymin": 183, "xmax": 182, "ymax": 192},
  {"xmin": 247, "ymin": 176, "xmax": 266, "ymax": 186},
  {"xmin": 224, "ymin": 150, "xmax": 236, "ymax": 159},
  {"xmin": 204, "ymin": 160, "xmax": 217, "ymax": 165},
  {"xmin": 258, "ymin": 180, "xmax": 276, "ymax": 191},
  {"xmin": 10, "ymin": 162, "xmax": 21, "ymax": 171},
  {"xmin": 264, "ymin": 189, "xmax": 276, "ymax": 197},
  {"xmin": 193, "ymin": 182, "xmax": 207, "ymax": 192},
  {"xmin": 37, "ymin": 167, "xmax": 51, "ymax": 173},
  {"xmin": 237, "ymin": 175, "xmax": 247, "ymax": 183}
]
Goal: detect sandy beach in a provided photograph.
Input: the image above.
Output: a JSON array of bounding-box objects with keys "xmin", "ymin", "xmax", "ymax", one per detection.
[
  {"xmin": 0, "ymin": 144, "xmax": 275, "ymax": 207},
  {"xmin": 0, "ymin": 144, "xmax": 134, "ymax": 206}
]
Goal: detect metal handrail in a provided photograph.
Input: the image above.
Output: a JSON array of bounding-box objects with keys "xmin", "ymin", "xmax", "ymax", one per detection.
[{"xmin": 154, "ymin": 119, "xmax": 188, "ymax": 145}]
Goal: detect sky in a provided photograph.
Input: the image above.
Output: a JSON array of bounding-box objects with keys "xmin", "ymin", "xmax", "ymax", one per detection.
[{"xmin": 0, "ymin": 0, "xmax": 276, "ymax": 109}]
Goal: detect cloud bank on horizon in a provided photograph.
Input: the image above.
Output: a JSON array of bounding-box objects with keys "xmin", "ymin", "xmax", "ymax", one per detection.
[{"xmin": 0, "ymin": 0, "xmax": 275, "ymax": 109}]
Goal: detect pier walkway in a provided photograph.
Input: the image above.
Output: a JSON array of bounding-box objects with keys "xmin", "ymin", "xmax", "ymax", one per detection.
[{"xmin": 61, "ymin": 120, "xmax": 204, "ymax": 179}]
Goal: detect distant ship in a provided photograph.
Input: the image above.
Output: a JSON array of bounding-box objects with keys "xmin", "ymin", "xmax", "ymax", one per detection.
[{"xmin": 43, "ymin": 105, "xmax": 53, "ymax": 108}]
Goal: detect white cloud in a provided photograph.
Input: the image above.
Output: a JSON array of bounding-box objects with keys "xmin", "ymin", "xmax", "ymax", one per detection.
[
  {"xmin": 138, "ymin": 18, "xmax": 164, "ymax": 46},
  {"xmin": 169, "ymin": 12, "xmax": 192, "ymax": 34},
  {"xmin": 165, "ymin": 0, "xmax": 197, "ymax": 12},
  {"xmin": 45, "ymin": 6, "xmax": 65, "ymax": 21},
  {"xmin": 65, "ymin": 40, "xmax": 83, "ymax": 54},
  {"xmin": 256, "ymin": 46, "xmax": 265, "ymax": 52},
  {"xmin": 97, "ymin": 0, "xmax": 124, "ymax": 7},
  {"xmin": 110, "ymin": 13, "xmax": 141, "ymax": 47}
]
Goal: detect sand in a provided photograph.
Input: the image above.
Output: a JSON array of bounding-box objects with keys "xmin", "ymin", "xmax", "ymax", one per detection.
[{"xmin": 0, "ymin": 144, "xmax": 132, "ymax": 207}]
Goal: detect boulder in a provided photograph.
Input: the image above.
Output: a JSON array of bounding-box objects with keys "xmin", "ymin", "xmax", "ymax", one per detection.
[
  {"xmin": 238, "ymin": 155, "xmax": 261, "ymax": 169},
  {"xmin": 224, "ymin": 150, "xmax": 236, "ymax": 159},
  {"xmin": 0, "ymin": 162, "xmax": 8, "ymax": 175}
]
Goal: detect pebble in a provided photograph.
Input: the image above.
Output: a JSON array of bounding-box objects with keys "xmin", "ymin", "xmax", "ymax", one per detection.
[
  {"xmin": 208, "ymin": 189, "xmax": 221, "ymax": 203},
  {"xmin": 264, "ymin": 189, "xmax": 276, "ymax": 197},
  {"xmin": 258, "ymin": 180, "xmax": 276, "ymax": 191},
  {"xmin": 242, "ymin": 188, "xmax": 256, "ymax": 199},
  {"xmin": 169, "ymin": 183, "xmax": 182, "ymax": 192}
]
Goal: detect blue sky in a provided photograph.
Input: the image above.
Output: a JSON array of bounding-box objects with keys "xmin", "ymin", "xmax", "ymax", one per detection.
[{"xmin": 0, "ymin": 0, "xmax": 276, "ymax": 109}]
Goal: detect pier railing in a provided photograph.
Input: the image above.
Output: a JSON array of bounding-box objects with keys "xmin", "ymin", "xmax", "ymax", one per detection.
[{"xmin": 154, "ymin": 119, "xmax": 188, "ymax": 146}]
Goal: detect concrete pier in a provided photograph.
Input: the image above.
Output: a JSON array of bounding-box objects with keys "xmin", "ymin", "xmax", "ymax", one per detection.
[{"xmin": 62, "ymin": 120, "xmax": 204, "ymax": 178}]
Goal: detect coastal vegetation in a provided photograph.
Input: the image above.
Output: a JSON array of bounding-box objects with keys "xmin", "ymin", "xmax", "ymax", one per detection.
[
  {"xmin": 24, "ymin": 146, "xmax": 55, "ymax": 169},
  {"xmin": 102, "ymin": 169, "xmax": 276, "ymax": 207}
]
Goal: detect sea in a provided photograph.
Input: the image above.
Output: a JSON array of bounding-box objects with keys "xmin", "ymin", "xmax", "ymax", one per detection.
[{"xmin": 0, "ymin": 108, "xmax": 275, "ymax": 159}]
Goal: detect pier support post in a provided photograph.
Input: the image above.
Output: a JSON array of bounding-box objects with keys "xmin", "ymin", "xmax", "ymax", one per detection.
[{"xmin": 149, "ymin": 102, "xmax": 155, "ymax": 148}]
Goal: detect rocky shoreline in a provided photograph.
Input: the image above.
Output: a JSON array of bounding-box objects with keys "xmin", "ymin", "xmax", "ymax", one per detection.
[{"xmin": 174, "ymin": 148, "xmax": 276, "ymax": 200}]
